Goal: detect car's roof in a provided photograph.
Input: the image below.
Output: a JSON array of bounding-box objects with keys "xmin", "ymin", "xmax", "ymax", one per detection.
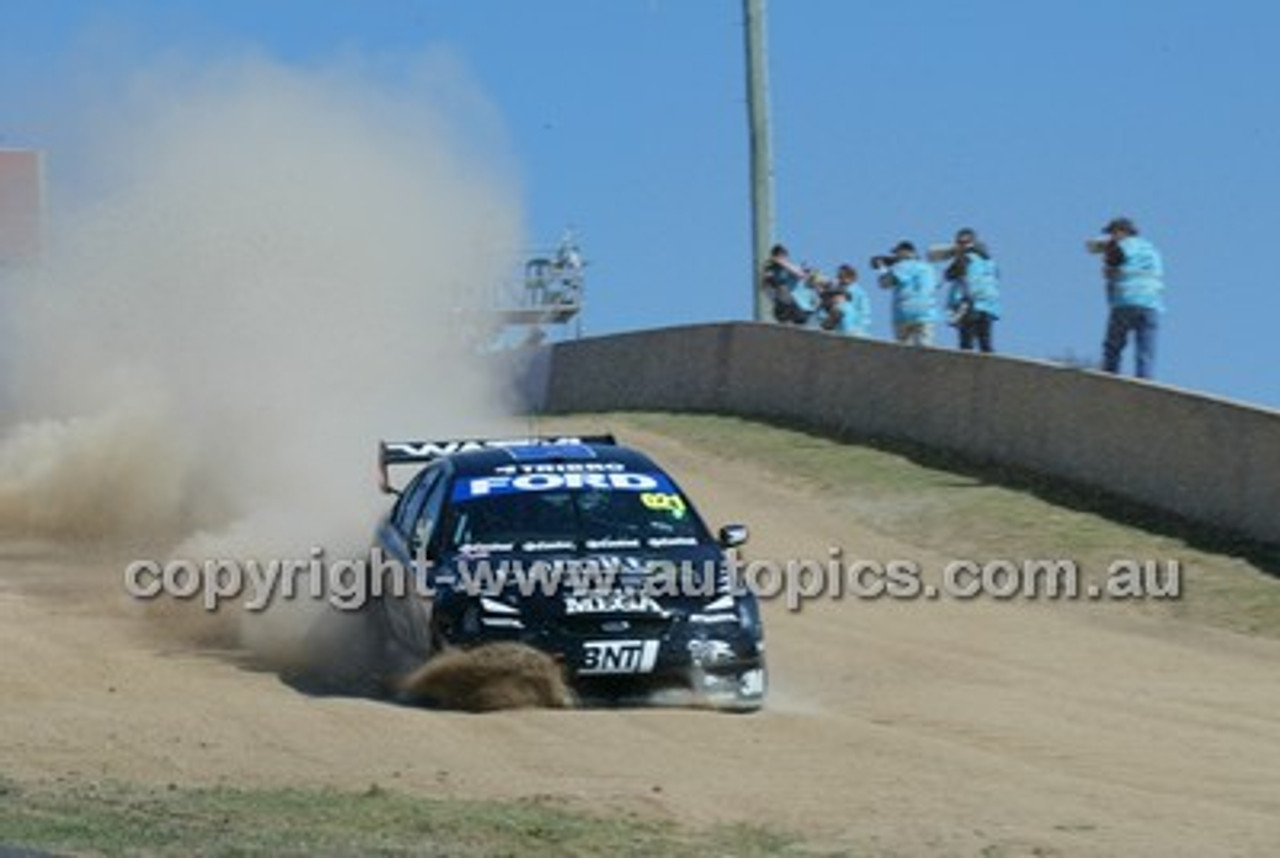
[{"xmin": 445, "ymin": 441, "xmax": 661, "ymax": 477}]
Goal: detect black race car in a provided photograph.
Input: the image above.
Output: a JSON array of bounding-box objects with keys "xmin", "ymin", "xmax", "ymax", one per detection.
[{"xmin": 368, "ymin": 434, "xmax": 766, "ymax": 711}]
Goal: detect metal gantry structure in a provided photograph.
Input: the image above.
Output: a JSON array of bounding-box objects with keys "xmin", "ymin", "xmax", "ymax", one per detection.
[
  {"xmin": 490, "ymin": 4, "xmax": 773, "ymax": 339},
  {"xmin": 488, "ymin": 230, "xmax": 586, "ymax": 349}
]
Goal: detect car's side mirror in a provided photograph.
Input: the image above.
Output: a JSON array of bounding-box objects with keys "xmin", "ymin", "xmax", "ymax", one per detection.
[{"xmin": 719, "ymin": 524, "xmax": 749, "ymax": 548}]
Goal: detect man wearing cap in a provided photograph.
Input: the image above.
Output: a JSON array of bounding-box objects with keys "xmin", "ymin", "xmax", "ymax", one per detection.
[
  {"xmin": 1097, "ymin": 217, "xmax": 1165, "ymax": 379},
  {"xmin": 875, "ymin": 241, "xmax": 939, "ymax": 346}
]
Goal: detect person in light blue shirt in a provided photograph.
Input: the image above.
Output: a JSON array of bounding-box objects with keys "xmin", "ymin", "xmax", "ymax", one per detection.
[
  {"xmin": 845, "ymin": 275, "xmax": 872, "ymax": 337},
  {"xmin": 1097, "ymin": 217, "xmax": 1165, "ymax": 379},
  {"xmin": 942, "ymin": 227, "xmax": 1002, "ymax": 353},
  {"xmin": 792, "ymin": 269, "xmax": 823, "ymax": 326},
  {"xmin": 876, "ymin": 241, "xmax": 939, "ymax": 346},
  {"xmin": 820, "ymin": 263, "xmax": 871, "ymax": 336}
]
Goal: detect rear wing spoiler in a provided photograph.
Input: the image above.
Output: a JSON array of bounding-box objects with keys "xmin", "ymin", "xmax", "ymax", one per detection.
[{"xmin": 377, "ymin": 434, "xmax": 617, "ymax": 493}]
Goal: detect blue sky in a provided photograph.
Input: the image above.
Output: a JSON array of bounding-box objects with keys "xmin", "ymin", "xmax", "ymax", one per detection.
[{"xmin": 2, "ymin": 0, "xmax": 1277, "ymax": 410}]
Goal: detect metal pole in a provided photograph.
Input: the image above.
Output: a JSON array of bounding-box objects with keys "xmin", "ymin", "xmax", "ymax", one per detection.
[{"xmin": 743, "ymin": 0, "xmax": 775, "ymax": 322}]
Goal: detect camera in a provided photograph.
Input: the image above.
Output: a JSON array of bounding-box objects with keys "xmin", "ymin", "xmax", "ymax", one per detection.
[
  {"xmin": 926, "ymin": 243, "xmax": 959, "ymax": 263},
  {"xmin": 1085, "ymin": 237, "xmax": 1112, "ymax": 254},
  {"xmin": 870, "ymin": 254, "xmax": 896, "ymax": 271},
  {"xmin": 947, "ymin": 298, "xmax": 974, "ymax": 327}
]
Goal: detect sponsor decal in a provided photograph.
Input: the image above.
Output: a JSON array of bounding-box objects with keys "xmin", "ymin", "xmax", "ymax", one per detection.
[
  {"xmin": 457, "ymin": 542, "xmax": 516, "ymax": 556},
  {"xmin": 492, "ymin": 462, "xmax": 625, "ymax": 475},
  {"xmin": 564, "ymin": 591, "xmax": 664, "ymax": 615},
  {"xmin": 453, "ymin": 471, "xmax": 672, "ymax": 501},
  {"xmin": 640, "ymin": 492, "xmax": 687, "ymax": 516},
  {"xmin": 385, "ymin": 437, "xmax": 594, "ymax": 460},
  {"xmin": 646, "ymin": 536, "xmax": 699, "ymax": 548},
  {"xmin": 584, "ymin": 538, "xmax": 641, "ymax": 550},
  {"xmin": 520, "ymin": 540, "xmax": 577, "ymax": 553},
  {"xmin": 579, "ymin": 639, "xmax": 661, "ymax": 675}
]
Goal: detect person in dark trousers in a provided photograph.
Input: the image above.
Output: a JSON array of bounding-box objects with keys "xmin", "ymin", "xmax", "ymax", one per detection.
[
  {"xmin": 1094, "ymin": 217, "xmax": 1165, "ymax": 379},
  {"xmin": 941, "ymin": 227, "xmax": 1002, "ymax": 353},
  {"xmin": 761, "ymin": 244, "xmax": 816, "ymax": 325}
]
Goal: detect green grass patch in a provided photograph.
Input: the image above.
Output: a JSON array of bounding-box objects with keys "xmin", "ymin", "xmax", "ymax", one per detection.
[{"xmin": 0, "ymin": 776, "xmax": 806, "ymax": 857}]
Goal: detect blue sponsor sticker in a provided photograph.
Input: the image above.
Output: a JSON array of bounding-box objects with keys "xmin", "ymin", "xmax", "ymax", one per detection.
[
  {"xmin": 452, "ymin": 470, "xmax": 675, "ymax": 501},
  {"xmin": 504, "ymin": 443, "xmax": 597, "ymax": 462}
]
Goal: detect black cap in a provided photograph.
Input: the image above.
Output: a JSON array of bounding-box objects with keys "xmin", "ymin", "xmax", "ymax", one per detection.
[
  {"xmin": 892, "ymin": 240, "xmax": 916, "ymax": 254},
  {"xmin": 1102, "ymin": 217, "xmax": 1137, "ymax": 234}
]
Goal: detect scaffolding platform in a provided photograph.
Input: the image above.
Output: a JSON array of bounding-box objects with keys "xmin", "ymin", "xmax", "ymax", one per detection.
[
  {"xmin": 492, "ymin": 303, "xmax": 582, "ymax": 326},
  {"xmin": 487, "ymin": 231, "xmax": 586, "ymax": 348}
]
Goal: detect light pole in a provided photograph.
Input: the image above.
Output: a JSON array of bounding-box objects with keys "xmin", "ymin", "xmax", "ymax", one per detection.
[{"xmin": 743, "ymin": 0, "xmax": 775, "ymax": 322}]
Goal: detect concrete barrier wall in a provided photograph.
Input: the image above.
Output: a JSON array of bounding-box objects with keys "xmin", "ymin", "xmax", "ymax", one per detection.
[{"xmin": 532, "ymin": 322, "xmax": 1280, "ymax": 545}]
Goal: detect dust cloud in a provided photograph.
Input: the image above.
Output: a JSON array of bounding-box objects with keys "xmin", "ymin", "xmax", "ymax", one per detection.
[{"xmin": 0, "ymin": 51, "xmax": 528, "ymax": 671}]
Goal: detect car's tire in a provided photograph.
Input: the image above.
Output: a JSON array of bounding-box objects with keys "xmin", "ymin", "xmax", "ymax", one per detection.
[
  {"xmin": 723, "ymin": 663, "xmax": 768, "ymax": 713},
  {"xmin": 373, "ymin": 594, "xmax": 436, "ymax": 679},
  {"xmin": 692, "ymin": 661, "xmax": 767, "ymax": 713}
]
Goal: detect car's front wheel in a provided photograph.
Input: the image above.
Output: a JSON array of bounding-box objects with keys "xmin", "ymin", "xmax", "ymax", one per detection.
[
  {"xmin": 371, "ymin": 594, "xmax": 436, "ymax": 681},
  {"xmin": 694, "ymin": 661, "xmax": 767, "ymax": 713}
]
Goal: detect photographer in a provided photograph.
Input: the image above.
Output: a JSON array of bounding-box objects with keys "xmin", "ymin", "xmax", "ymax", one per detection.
[
  {"xmin": 1091, "ymin": 217, "xmax": 1165, "ymax": 379},
  {"xmin": 940, "ymin": 227, "xmax": 1002, "ymax": 353},
  {"xmin": 874, "ymin": 241, "xmax": 939, "ymax": 346},
  {"xmin": 762, "ymin": 244, "xmax": 818, "ymax": 325},
  {"xmin": 819, "ymin": 263, "xmax": 871, "ymax": 336}
]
